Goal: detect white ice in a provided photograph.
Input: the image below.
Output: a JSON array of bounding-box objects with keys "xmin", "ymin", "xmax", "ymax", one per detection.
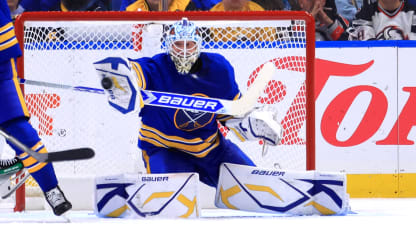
[{"xmin": 0, "ymin": 198, "xmax": 415, "ymax": 234}]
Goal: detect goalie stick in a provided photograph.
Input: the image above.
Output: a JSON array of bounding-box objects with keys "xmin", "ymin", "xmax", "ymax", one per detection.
[
  {"xmin": 21, "ymin": 62, "xmax": 276, "ymax": 116},
  {"xmin": 19, "ymin": 78, "xmax": 105, "ymax": 95},
  {"xmin": 0, "ymin": 128, "xmax": 95, "ymax": 163}
]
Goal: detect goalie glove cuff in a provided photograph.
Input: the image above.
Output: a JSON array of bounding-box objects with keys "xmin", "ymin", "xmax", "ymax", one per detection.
[{"xmin": 226, "ymin": 107, "xmax": 283, "ymax": 146}]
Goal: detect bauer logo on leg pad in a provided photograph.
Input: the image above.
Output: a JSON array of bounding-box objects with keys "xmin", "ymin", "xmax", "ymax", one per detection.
[{"xmin": 215, "ymin": 163, "xmax": 349, "ymax": 215}]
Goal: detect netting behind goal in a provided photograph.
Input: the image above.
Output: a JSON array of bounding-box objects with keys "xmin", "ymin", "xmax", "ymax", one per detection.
[{"xmin": 13, "ymin": 11, "xmax": 315, "ymax": 211}]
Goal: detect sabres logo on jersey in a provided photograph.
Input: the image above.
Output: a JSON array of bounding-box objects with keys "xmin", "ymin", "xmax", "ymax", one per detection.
[{"xmin": 173, "ymin": 93, "xmax": 215, "ymax": 131}]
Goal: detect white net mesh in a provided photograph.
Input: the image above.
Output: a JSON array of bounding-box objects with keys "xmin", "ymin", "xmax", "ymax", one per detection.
[{"xmin": 18, "ymin": 14, "xmax": 313, "ymax": 202}]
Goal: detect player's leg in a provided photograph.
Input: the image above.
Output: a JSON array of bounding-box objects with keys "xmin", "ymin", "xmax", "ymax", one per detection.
[
  {"xmin": 188, "ymin": 134, "xmax": 255, "ymax": 187},
  {"xmin": 0, "ymin": 58, "xmax": 71, "ymax": 216},
  {"xmin": 142, "ymin": 147, "xmax": 197, "ymax": 174}
]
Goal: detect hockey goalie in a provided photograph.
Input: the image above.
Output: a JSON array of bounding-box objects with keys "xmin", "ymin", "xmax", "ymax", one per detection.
[{"xmin": 93, "ymin": 17, "xmax": 349, "ymax": 218}]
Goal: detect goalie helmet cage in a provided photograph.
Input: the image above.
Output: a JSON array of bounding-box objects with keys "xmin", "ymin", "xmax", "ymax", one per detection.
[{"xmin": 13, "ymin": 11, "xmax": 315, "ymax": 212}]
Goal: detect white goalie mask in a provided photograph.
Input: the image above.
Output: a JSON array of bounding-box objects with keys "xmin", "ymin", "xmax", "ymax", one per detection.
[{"xmin": 165, "ymin": 18, "xmax": 202, "ymax": 75}]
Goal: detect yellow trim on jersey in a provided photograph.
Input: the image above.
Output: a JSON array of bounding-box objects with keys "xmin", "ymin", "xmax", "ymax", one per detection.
[
  {"xmin": 140, "ymin": 130, "xmax": 220, "ymax": 158},
  {"xmin": 142, "ymin": 150, "xmax": 151, "ymax": 173},
  {"xmin": 139, "ymin": 134, "xmax": 167, "ymax": 148},
  {"xmin": 19, "ymin": 152, "xmax": 37, "ymax": 167},
  {"xmin": 27, "ymin": 162, "xmax": 48, "ymax": 173},
  {"xmin": 0, "ymin": 23, "xmax": 18, "ymax": 51},
  {"xmin": 18, "ymin": 142, "xmax": 49, "ymax": 173},
  {"xmin": 0, "ymin": 22, "xmax": 13, "ymax": 33},
  {"xmin": 11, "ymin": 59, "xmax": 30, "ymax": 117},
  {"xmin": 0, "ymin": 38, "xmax": 18, "ymax": 51},
  {"xmin": 205, "ymin": 132, "xmax": 217, "ymax": 143},
  {"xmin": 130, "ymin": 61, "xmax": 146, "ymax": 89},
  {"xmin": 141, "ymin": 124, "xmax": 207, "ymax": 144},
  {"xmin": 0, "ymin": 27, "xmax": 15, "ymax": 44}
]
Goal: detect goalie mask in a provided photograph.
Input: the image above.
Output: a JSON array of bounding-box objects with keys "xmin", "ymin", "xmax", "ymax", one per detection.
[{"xmin": 166, "ymin": 18, "xmax": 202, "ymax": 75}]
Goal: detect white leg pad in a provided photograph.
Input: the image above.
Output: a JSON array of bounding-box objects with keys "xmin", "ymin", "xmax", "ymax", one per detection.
[
  {"xmin": 215, "ymin": 163, "xmax": 349, "ymax": 216},
  {"xmin": 94, "ymin": 174, "xmax": 138, "ymax": 218},
  {"xmin": 94, "ymin": 173, "xmax": 201, "ymax": 218}
]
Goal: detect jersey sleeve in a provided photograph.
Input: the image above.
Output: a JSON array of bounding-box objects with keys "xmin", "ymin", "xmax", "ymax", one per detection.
[
  {"xmin": 0, "ymin": 0, "xmax": 22, "ymax": 62},
  {"xmin": 129, "ymin": 57, "xmax": 158, "ymax": 90}
]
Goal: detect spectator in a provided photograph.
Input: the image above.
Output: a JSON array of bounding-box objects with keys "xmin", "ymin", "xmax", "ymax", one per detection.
[
  {"xmin": 185, "ymin": 0, "xmax": 220, "ymax": 10},
  {"xmin": 7, "ymin": 0, "xmax": 18, "ymax": 12},
  {"xmin": 61, "ymin": 0, "xmax": 110, "ymax": 11},
  {"xmin": 210, "ymin": 0, "xmax": 264, "ymax": 11},
  {"xmin": 10, "ymin": 0, "xmax": 60, "ymax": 16},
  {"xmin": 208, "ymin": 0, "xmax": 280, "ymax": 42},
  {"xmin": 10, "ymin": 0, "xmax": 110, "ymax": 16},
  {"xmin": 335, "ymin": 0, "xmax": 363, "ymax": 22},
  {"xmin": 348, "ymin": 0, "xmax": 416, "ymax": 40},
  {"xmin": 282, "ymin": 0, "xmax": 301, "ymax": 10},
  {"xmin": 252, "ymin": 0, "xmax": 285, "ymax": 10},
  {"xmin": 298, "ymin": 0, "xmax": 349, "ymax": 41},
  {"xmin": 120, "ymin": 0, "xmax": 189, "ymax": 11}
]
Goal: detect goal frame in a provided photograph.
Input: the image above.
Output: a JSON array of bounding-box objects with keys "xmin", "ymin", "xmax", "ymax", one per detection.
[{"xmin": 13, "ymin": 11, "xmax": 316, "ymax": 212}]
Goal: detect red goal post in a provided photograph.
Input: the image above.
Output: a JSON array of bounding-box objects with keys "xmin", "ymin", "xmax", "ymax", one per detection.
[{"xmin": 13, "ymin": 11, "xmax": 315, "ymax": 212}]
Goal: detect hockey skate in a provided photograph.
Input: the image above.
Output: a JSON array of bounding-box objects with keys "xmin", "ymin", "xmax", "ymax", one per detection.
[
  {"xmin": 0, "ymin": 157, "xmax": 30, "ymax": 199},
  {"xmin": 0, "ymin": 157, "xmax": 23, "ymax": 176},
  {"xmin": 44, "ymin": 185, "xmax": 72, "ymax": 216}
]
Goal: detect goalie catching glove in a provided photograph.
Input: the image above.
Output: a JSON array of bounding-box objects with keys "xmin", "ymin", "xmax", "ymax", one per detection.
[
  {"xmin": 94, "ymin": 57, "xmax": 140, "ymax": 114},
  {"xmin": 226, "ymin": 106, "xmax": 283, "ymax": 146}
]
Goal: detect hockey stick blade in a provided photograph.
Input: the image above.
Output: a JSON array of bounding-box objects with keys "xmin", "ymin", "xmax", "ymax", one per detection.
[
  {"xmin": 0, "ymin": 128, "xmax": 95, "ymax": 163},
  {"xmin": 45, "ymin": 148, "xmax": 95, "ymax": 162}
]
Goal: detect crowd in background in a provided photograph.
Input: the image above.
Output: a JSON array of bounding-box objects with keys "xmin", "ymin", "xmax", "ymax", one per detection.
[{"xmin": 6, "ymin": 0, "xmax": 416, "ymax": 40}]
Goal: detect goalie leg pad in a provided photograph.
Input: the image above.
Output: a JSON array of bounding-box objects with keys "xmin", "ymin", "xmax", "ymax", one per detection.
[
  {"xmin": 94, "ymin": 174, "xmax": 138, "ymax": 218},
  {"xmin": 94, "ymin": 172, "xmax": 201, "ymax": 218},
  {"xmin": 127, "ymin": 172, "xmax": 200, "ymax": 219},
  {"xmin": 215, "ymin": 163, "xmax": 349, "ymax": 216}
]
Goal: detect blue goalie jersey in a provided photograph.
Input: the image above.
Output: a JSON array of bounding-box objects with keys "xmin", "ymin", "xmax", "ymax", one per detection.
[
  {"xmin": 0, "ymin": 0, "xmax": 21, "ymax": 63},
  {"xmin": 130, "ymin": 52, "xmax": 241, "ymax": 158}
]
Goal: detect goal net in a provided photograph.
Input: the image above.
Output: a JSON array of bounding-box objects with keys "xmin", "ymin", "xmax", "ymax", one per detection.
[{"xmin": 10, "ymin": 11, "xmax": 315, "ymax": 211}]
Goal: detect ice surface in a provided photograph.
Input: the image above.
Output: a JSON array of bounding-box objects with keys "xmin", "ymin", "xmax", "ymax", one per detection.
[{"xmin": 0, "ymin": 198, "xmax": 415, "ymax": 234}]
